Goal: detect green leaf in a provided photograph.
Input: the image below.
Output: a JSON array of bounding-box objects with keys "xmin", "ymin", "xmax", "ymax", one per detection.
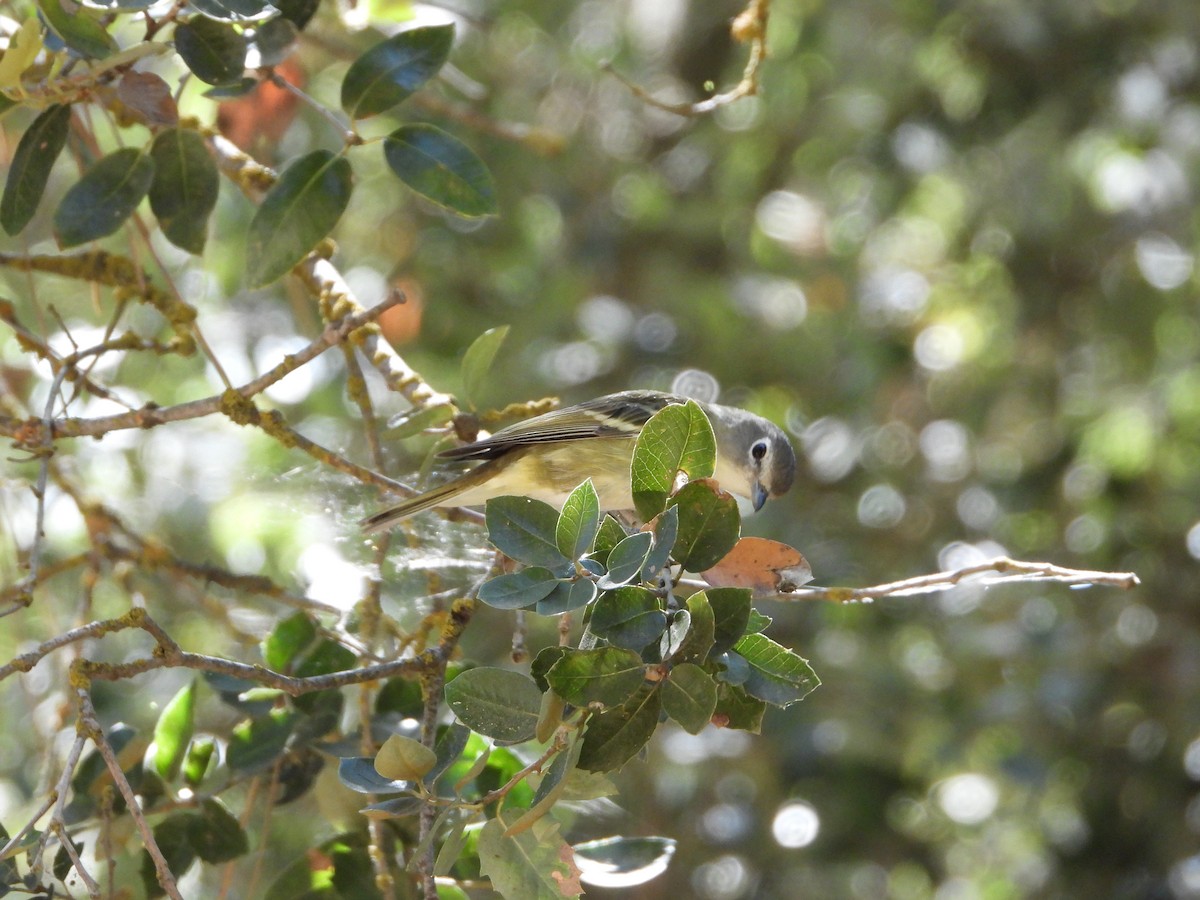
[
  {"xmin": 375, "ymin": 734, "xmax": 437, "ymax": 781},
  {"xmin": 536, "ymin": 577, "xmax": 597, "ymax": 616},
  {"xmin": 337, "ymin": 756, "xmax": 410, "ymax": 794},
  {"xmin": 556, "ymin": 479, "xmax": 601, "ymax": 561},
  {"xmin": 182, "ymin": 736, "xmax": 215, "ymax": 787},
  {"xmin": 546, "ymin": 647, "xmax": 645, "ymax": 707},
  {"xmin": 479, "ymin": 567, "xmax": 560, "ymax": 609},
  {"xmin": 53, "ymin": 148, "xmax": 155, "ymax": 248},
  {"xmin": 641, "ymin": 504, "xmax": 678, "ymax": 583},
  {"xmin": 589, "ymin": 587, "xmax": 667, "ymax": 650},
  {"xmin": 174, "ymin": 15, "xmax": 247, "ymax": 85},
  {"xmin": 573, "ymin": 836, "xmax": 676, "ymax": 888},
  {"xmin": 707, "ymin": 587, "xmax": 753, "ymax": 657},
  {"xmin": 577, "ymin": 684, "xmax": 661, "ymax": 773},
  {"xmin": 265, "ymin": 833, "xmax": 383, "ymax": 900},
  {"xmin": 375, "ymin": 676, "xmax": 423, "ymax": 717},
  {"xmin": 669, "ymin": 479, "xmax": 741, "ymax": 572},
  {"xmin": 341, "ymin": 24, "xmax": 454, "ymax": 119},
  {"xmin": 733, "ymin": 633, "xmax": 820, "ymax": 707},
  {"xmin": 189, "ymin": 0, "xmax": 276, "ymax": 21},
  {"xmin": 590, "ymin": 515, "xmax": 627, "ymax": 565},
  {"xmin": 191, "ymin": 798, "xmax": 248, "ymax": 863},
  {"xmin": 1, "ymin": 104, "xmax": 71, "ymax": 236},
  {"xmin": 746, "ymin": 609, "xmax": 772, "ymax": 633},
  {"xmin": 477, "ymin": 812, "xmax": 581, "ymax": 900},
  {"xmin": 38, "ymin": 0, "xmax": 117, "ymax": 58},
  {"xmin": 673, "ymin": 591, "xmax": 716, "ymax": 663},
  {"xmin": 661, "ymin": 663, "xmax": 718, "ymax": 734},
  {"xmin": 485, "ymin": 496, "xmax": 570, "ymax": 568},
  {"xmin": 596, "ymin": 531, "xmax": 653, "ymax": 589},
  {"xmin": 246, "ymin": 149, "xmax": 352, "ymax": 286},
  {"xmin": 713, "ymin": 683, "xmax": 766, "ymax": 733},
  {"xmin": 148, "ymin": 128, "xmax": 218, "ymax": 253},
  {"xmin": 383, "ymin": 123, "xmax": 497, "ymax": 217},
  {"xmin": 444, "ymin": 667, "xmax": 542, "ymax": 743},
  {"xmin": 658, "ymin": 609, "xmax": 690, "ymax": 659},
  {"xmin": 460, "ymin": 325, "xmax": 509, "ymax": 408},
  {"xmin": 152, "ymin": 680, "xmax": 196, "ymax": 781},
  {"xmin": 261, "ymin": 610, "xmax": 316, "ymax": 671},
  {"xmin": 631, "ymin": 400, "xmax": 717, "ymax": 520},
  {"xmin": 226, "ymin": 709, "xmax": 297, "ymax": 772},
  {"xmin": 427, "ymin": 721, "xmax": 471, "ymax": 783},
  {"xmin": 530, "ymin": 645, "xmax": 567, "ymax": 692},
  {"xmin": 141, "ymin": 814, "xmax": 197, "ymax": 897}
]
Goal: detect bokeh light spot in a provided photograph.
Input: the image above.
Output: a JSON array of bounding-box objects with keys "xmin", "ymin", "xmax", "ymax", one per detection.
[{"xmin": 771, "ymin": 800, "xmax": 821, "ymax": 848}]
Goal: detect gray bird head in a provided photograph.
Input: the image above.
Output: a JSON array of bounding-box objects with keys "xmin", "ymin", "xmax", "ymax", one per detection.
[{"xmin": 706, "ymin": 402, "xmax": 797, "ymax": 512}]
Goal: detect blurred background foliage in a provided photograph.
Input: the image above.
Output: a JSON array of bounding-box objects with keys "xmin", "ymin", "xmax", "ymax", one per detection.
[{"xmin": 2, "ymin": 0, "xmax": 1199, "ymax": 897}]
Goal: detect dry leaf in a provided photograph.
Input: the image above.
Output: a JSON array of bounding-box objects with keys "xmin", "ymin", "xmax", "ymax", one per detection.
[{"xmin": 702, "ymin": 536, "xmax": 812, "ymax": 596}]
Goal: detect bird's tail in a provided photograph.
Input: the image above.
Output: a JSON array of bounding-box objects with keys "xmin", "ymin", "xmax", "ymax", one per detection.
[{"xmin": 359, "ymin": 476, "xmax": 475, "ymax": 534}]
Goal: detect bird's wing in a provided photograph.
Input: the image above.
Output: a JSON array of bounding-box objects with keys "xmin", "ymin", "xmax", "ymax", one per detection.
[{"xmin": 438, "ymin": 391, "xmax": 683, "ymax": 461}]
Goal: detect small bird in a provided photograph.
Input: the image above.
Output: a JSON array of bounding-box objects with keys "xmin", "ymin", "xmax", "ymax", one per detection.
[{"xmin": 361, "ymin": 390, "xmax": 797, "ymax": 533}]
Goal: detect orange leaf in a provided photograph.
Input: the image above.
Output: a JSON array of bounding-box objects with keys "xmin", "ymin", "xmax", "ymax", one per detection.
[{"xmin": 702, "ymin": 536, "xmax": 812, "ymax": 596}]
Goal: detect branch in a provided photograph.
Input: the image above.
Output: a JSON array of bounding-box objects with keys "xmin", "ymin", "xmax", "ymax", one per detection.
[{"xmin": 754, "ymin": 557, "xmax": 1141, "ymax": 603}]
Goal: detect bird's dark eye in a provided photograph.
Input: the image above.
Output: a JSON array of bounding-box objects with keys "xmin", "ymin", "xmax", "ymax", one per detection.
[{"xmin": 751, "ymin": 440, "xmax": 769, "ymax": 461}]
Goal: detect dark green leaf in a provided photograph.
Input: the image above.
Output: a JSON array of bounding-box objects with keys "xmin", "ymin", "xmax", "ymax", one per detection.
[
  {"xmin": 673, "ymin": 592, "xmax": 716, "ymax": 663},
  {"xmin": 573, "ymin": 836, "xmax": 676, "ymax": 888},
  {"xmin": 53, "ymin": 148, "xmax": 154, "ymax": 248},
  {"xmin": 294, "ymin": 637, "xmax": 356, "ymax": 679},
  {"xmin": 707, "ymin": 587, "xmax": 753, "ymax": 656},
  {"xmin": 1, "ymin": 104, "xmax": 71, "ymax": 236},
  {"xmin": 661, "ymin": 663, "xmax": 718, "ymax": 734},
  {"xmin": 478, "ymin": 567, "xmax": 560, "ymax": 609},
  {"xmin": 201, "ymin": 77, "xmax": 258, "ymax": 98},
  {"xmin": 631, "ymin": 400, "xmax": 716, "ymax": 520},
  {"xmin": 246, "ymin": 149, "xmax": 352, "ymax": 286},
  {"xmin": 733, "ymin": 633, "xmax": 820, "ymax": 707},
  {"xmin": 142, "ymin": 813, "xmax": 197, "ymax": 897},
  {"xmin": 375, "ymin": 676, "xmax": 424, "ymax": 717},
  {"xmin": 383, "ymin": 123, "xmax": 497, "ymax": 217},
  {"xmin": 152, "ymin": 680, "xmax": 196, "ymax": 781},
  {"xmin": 341, "ymin": 24, "xmax": 454, "ymax": 119},
  {"xmin": 669, "ymin": 479, "xmax": 741, "ymax": 572},
  {"xmin": 189, "ymin": 0, "xmax": 276, "ymax": 21},
  {"xmin": 485, "ymin": 496, "xmax": 569, "ymax": 568},
  {"xmin": 191, "ymin": 798, "xmax": 248, "ymax": 863},
  {"xmin": 38, "ymin": 0, "xmax": 118, "ymax": 58},
  {"xmin": 460, "ymin": 325, "xmax": 509, "ymax": 407},
  {"xmin": 261, "ymin": 610, "xmax": 316, "ymax": 672},
  {"xmin": 72, "ymin": 724, "xmax": 139, "ymax": 794},
  {"xmin": 427, "ymin": 721, "xmax": 471, "ymax": 783},
  {"xmin": 274, "ymin": 0, "xmax": 319, "ymax": 28},
  {"xmin": 641, "ymin": 504, "xmax": 678, "ymax": 583},
  {"xmin": 535, "ymin": 577, "xmax": 597, "ymax": 615},
  {"xmin": 590, "ymin": 515, "xmax": 628, "ymax": 565},
  {"xmin": 556, "ymin": 479, "xmax": 601, "ymax": 560},
  {"xmin": 713, "ymin": 683, "xmax": 766, "ymax": 733},
  {"xmin": 54, "ymin": 840, "xmax": 84, "ymax": 882},
  {"xmin": 337, "ymin": 756, "xmax": 410, "ymax": 794},
  {"xmin": 530, "ymin": 646, "xmax": 568, "ymax": 692},
  {"xmin": 174, "ymin": 15, "xmax": 247, "ymax": 85},
  {"xmin": 546, "ymin": 646, "xmax": 645, "ymax": 707},
  {"xmin": 444, "ymin": 667, "xmax": 541, "ymax": 743},
  {"xmin": 226, "ymin": 709, "xmax": 297, "ymax": 772},
  {"xmin": 589, "ymin": 587, "xmax": 667, "ymax": 650},
  {"xmin": 578, "ymin": 685, "xmax": 661, "ymax": 773},
  {"xmin": 746, "ymin": 609, "xmax": 772, "ymax": 633},
  {"xmin": 596, "ymin": 531, "xmax": 653, "ymax": 589}
]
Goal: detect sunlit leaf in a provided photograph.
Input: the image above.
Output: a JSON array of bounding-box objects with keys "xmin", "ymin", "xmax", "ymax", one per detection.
[
  {"xmin": 477, "ymin": 811, "xmax": 582, "ymax": 900},
  {"xmin": 702, "ymin": 536, "xmax": 813, "ymax": 595},
  {"xmin": 337, "ymin": 756, "xmax": 411, "ymax": 794},
  {"xmin": 577, "ymin": 685, "xmax": 661, "ymax": 773},
  {"xmin": 706, "ymin": 587, "xmax": 753, "ymax": 657},
  {"xmin": 341, "ymin": 24, "xmax": 454, "ymax": 119},
  {"xmin": 261, "ymin": 610, "xmax": 316, "ymax": 672},
  {"xmin": 596, "ymin": 531, "xmax": 653, "ymax": 589},
  {"xmin": 536, "ymin": 577, "xmax": 597, "ymax": 616},
  {"xmin": 460, "ymin": 324, "xmax": 509, "ymax": 407},
  {"xmin": 374, "ymin": 734, "xmax": 437, "ymax": 781},
  {"xmin": 384, "ymin": 123, "xmax": 497, "ymax": 217},
  {"xmin": 661, "ymin": 663, "xmax": 717, "ymax": 734},
  {"xmin": 733, "ymin": 633, "xmax": 820, "ymax": 707},
  {"xmin": 478, "ymin": 567, "xmax": 560, "ymax": 609},
  {"xmin": 631, "ymin": 400, "xmax": 716, "ymax": 520},
  {"xmin": 668, "ymin": 478, "xmax": 740, "ymax": 572},
  {"xmin": 189, "ymin": 0, "xmax": 277, "ymax": 21},
  {"xmin": 444, "ymin": 667, "xmax": 541, "ymax": 743},
  {"xmin": 546, "ymin": 646, "xmax": 645, "ymax": 707},
  {"xmin": 148, "ymin": 127, "xmax": 219, "ymax": 254},
  {"xmin": 152, "ymin": 680, "xmax": 196, "ymax": 781},
  {"xmin": 574, "ymin": 836, "xmax": 676, "ymax": 889},
  {"xmin": 589, "ymin": 587, "xmax": 666, "ymax": 650},
  {"xmin": 245, "ymin": 149, "xmax": 352, "ymax": 286},
  {"xmin": 1, "ymin": 103, "xmax": 71, "ymax": 236},
  {"xmin": 37, "ymin": 0, "xmax": 117, "ymax": 58},
  {"xmin": 557, "ymin": 479, "xmax": 601, "ymax": 560}
]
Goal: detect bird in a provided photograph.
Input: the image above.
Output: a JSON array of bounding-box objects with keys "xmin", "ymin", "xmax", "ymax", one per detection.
[{"xmin": 361, "ymin": 390, "xmax": 797, "ymax": 533}]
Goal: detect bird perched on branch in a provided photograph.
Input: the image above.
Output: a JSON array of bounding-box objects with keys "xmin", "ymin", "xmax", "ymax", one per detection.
[{"xmin": 361, "ymin": 390, "xmax": 796, "ymax": 533}]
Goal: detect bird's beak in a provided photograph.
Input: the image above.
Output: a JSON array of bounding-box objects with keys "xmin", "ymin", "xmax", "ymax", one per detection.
[{"xmin": 752, "ymin": 481, "xmax": 769, "ymax": 512}]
